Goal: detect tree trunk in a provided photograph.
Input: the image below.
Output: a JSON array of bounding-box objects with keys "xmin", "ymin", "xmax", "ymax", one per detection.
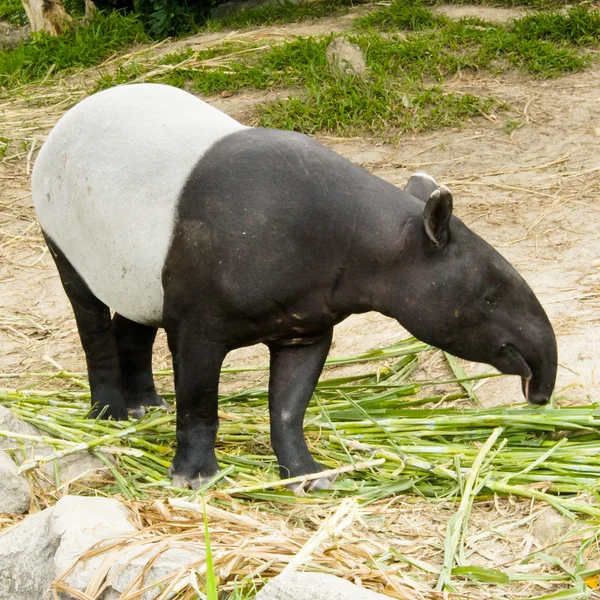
[
  {"xmin": 20, "ymin": 0, "xmax": 72, "ymax": 35},
  {"xmin": 85, "ymin": 0, "xmax": 98, "ymax": 20}
]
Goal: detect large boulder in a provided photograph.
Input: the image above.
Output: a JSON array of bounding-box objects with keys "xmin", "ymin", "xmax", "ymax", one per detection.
[
  {"xmin": 256, "ymin": 572, "xmax": 396, "ymax": 600},
  {"xmin": 0, "ymin": 495, "xmax": 207, "ymax": 599},
  {"xmin": 0, "ymin": 495, "xmax": 135, "ymax": 600}
]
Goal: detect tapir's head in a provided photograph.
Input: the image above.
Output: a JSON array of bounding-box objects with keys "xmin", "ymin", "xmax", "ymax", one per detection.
[{"xmin": 384, "ymin": 173, "xmax": 557, "ymax": 406}]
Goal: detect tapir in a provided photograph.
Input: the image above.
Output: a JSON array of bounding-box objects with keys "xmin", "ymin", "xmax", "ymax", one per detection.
[{"xmin": 32, "ymin": 83, "xmax": 557, "ymax": 491}]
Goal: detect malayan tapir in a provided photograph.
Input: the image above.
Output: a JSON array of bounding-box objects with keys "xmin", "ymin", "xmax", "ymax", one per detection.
[{"xmin": 32, "ymin": 83, "xmax": 557, "ymax": 492}]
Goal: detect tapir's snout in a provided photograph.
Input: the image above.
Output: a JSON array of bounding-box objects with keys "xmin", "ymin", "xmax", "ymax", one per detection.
[
  {"xmin": 525, "ymin": 383, "xmax": 552, "ymax": 406},
  {"xmin": 517, "ymin": 321, "xmax": 558, "ymax": 407}
]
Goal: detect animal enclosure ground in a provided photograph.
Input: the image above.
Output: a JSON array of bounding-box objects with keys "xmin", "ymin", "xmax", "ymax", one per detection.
[{"xmin": 1, "ymin": 3, "xmax": 600, "ymax": 599}]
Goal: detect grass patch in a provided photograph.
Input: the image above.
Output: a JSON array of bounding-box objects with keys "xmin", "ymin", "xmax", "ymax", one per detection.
[
  {"xmin": 427, "ymin": 0, "xmax": 580, "ymax": 8},
  {"xmin": 0, "ymin": 0, "xmax": 26, "ymax": 24},
  {"xmin": 76, "ymin": 3, "xmax": 600, "ymax": 137},
  {"xmin": 149, "ymin": 33, "xmax": 498, "ymax": 136},
  {"xmin": 355, "ymin": 3, "xmax": 598, "ymax": 77},
  {"xmin": 355, "ymin": 0, "xmax": 450, "ymax": 31},
  {"xmin": 512, "ymin": 5, "xmax": 600, "ymax": 44},
  {"xmin": 0, "ymin": 11, "xmax": 148, "ymax": 89},
  {"xmin": 148, "ymin": 4, "xmax": 599, "ymax": 135},
  {"xmin": 202, "ymin": 0, "xmax": 366, "ymax": 31}
]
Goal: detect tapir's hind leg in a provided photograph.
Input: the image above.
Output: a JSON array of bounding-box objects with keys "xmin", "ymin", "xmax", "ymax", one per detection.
[
  {"xmin": 43, "ymin": 233, "xmax": 127, "ymax": 420},
  {"xmin": 268, "ymin": 330, "xmax": 333, "ymax": 495},
  {"xmin": 112, "ymin": 314, "xmax": 168, "ymax": 418}
]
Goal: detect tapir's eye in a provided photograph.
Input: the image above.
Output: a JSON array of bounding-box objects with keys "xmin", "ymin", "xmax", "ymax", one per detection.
[{"xmin": 485, "ymin": 296, "xmax": 497, "ymax": 308}]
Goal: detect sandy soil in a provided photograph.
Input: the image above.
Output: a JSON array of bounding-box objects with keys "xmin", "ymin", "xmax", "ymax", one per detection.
[{"xmin": 2, "ymin": 7, "xmax": 599, "ymax": 405}]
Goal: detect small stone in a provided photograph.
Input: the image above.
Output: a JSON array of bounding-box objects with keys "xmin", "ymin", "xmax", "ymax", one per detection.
[
  {"xmin": 0, "ymin": 451, "xmax": 31, "ymax": 514},
  {"xmin": 256, "ymin": 572, "xmax": 395, "ymax": 600},
  {"xmin": 592, "ymin": 127, "xmax": 600, "ymax": 137},
  {"xmin": 326, "ymin": 38, "xmax": 367, "ymax": 78},
  {"xmin": 532, "ymin": 508, "xmax": 572, "ymax": 545},
  {"xmin": 40, "ymin": 449, "xmax": 109, "ymax": 486}
]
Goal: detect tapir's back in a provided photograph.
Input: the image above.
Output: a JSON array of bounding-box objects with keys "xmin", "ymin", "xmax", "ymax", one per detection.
[{"xmin": 32, "ymin": 84, "xmax": 246, "ymax": 326}]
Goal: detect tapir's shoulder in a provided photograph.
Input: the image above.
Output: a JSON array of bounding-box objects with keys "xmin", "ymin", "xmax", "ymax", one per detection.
[{"xmin": 204, "ymin": 127, "xmax": 359, "ymax": 181}]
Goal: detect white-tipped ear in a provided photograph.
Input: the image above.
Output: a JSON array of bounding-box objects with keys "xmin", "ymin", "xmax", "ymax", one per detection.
[
  {"xmin": 423, "ymin": 185, "xmax": 453, "ymax": 247},
  {"xmin": 404, "ymin": 172, "xmax": 438, "ymax": 202}
]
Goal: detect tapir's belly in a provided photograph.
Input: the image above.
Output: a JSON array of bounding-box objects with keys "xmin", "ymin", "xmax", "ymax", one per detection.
[{"xmin": 32, "ymin": 84, "xmax": 246, "ymax": 326}]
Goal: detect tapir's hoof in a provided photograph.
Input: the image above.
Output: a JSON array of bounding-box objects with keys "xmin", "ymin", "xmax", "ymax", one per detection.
[
  {"xmin": 126, "ymin": 392, "xmax": 169, "ymax": 419},
  {"xmin": 91, "ymin": 403, "xmax": 128, "ymax": 421},
  {"xmin": 128, "ymin": 406, "xmax": 146, "ymax": 419},
  {"xmin": 287, "ymin": 476, "xmax": 333, "ymax": 496},
  {"xmin": 168, "ymin": 465, "xmax": 217, "ymax": 490}
]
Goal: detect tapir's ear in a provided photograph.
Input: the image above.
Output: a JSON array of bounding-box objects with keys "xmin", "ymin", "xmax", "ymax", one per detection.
[
  {"xmin": 423, "ymin": 185, "xmax": 453, "ymax": 247},
  {"xmin": 405, "ymin": 172, "xmax": 438, "ymax": 202}
]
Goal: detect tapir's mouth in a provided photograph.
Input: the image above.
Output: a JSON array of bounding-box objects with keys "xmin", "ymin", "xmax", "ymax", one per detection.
[
  {"xmin": 494, "ymin": 343, "xmax": 531, "ymax": 380},
  {"xmin": 495, "ymin": 344, "xmax": 551, "ymax": 406},
  {"xmin": 490, "ymin": 343, "xmax": 544, "ymax": 405}
]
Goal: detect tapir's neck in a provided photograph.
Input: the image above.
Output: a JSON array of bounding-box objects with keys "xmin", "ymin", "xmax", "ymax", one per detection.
[{"xmin": 327, "ymin": 184, "xmax": 425, "ymax": 317}]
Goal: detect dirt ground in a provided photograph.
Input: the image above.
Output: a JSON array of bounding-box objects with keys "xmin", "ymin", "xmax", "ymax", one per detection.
[
  {"xmin": 1, "ymin": 6, "xmax": 599, "ymax": 405},
  {"xmin": 1, "ymin": 6, "xmax": 600, "ymax": 596}
]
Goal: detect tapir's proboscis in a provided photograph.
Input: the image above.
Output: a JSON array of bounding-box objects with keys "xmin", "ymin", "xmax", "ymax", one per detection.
[{"xmin": 32, "ymin": 84, "xmax": 557, "ymax": 492}]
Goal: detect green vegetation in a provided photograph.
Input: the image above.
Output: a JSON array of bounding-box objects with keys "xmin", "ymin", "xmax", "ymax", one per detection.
[
  {"xmin": 0, "ymin": 11, "xmax": 148, "ymax": 88},
  {"xmin": 2, "ymin": 336, "xmax": 599, "ymax": 508},
  {"xmin": 354, "ymin": 2, "xmax": 598, "ymax": 77},
  {"xmin": 94, "ymin": 4, "xmax": 593, "ymax": 136},
  {"xmin": 2, "ymin": 0, "xmax": 600, "ymax": 135},
  {"xmin": 0, "ymin": 0, "xmax": 25, "ymax": 24},
  {"xmin": 355, "ymin": 0, "xmax": 450, "ymax": 31},
  {"xmin": 202, "ymin": 0, "xmax": 362, "ymax": 31}
]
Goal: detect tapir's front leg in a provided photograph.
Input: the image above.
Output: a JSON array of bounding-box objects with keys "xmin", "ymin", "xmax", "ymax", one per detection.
[
  {"xmin": 268, "ymin": 330, "xmax": 333, "ymax": 493},
  {"xmin": 166, "ymin": 325, "xmax": 226, "ymax": 489}
]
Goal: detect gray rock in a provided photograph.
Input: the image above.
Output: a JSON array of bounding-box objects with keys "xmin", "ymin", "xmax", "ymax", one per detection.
[
  {"xmin": 326, "ymin": 38, "xmax": 367, "ymax": 77},
  {"xmin": 0, "ymin": 495, "xmax": 135, "ymax": 600},
  {"xmin": 532, "ymin": 508, "xmax": 572, "ymax": 545},
  {"xmin": 0, "ymin": 451, "xmax": 31, "ymax": 514},
  {"xmin": 0, "ymin": 509, "xmax": 57, "ymax": 599},
  {"xmin": 100, "ymin": 544, "xmax": 206, "ymax": 600},
  {"xmin": 0, "ymin": 495, "xmax": 205, "ymax": 599},
  {"xmin": 39, "ymin": 449, "xmax": 109, "ymax": 487},
  {"xmin": 0, "ymin": 405, "xmax": 40, "ymax": 451},
  {"xmin": 256, "ymin": 572, "xmax": 395, "ymax": 600}
]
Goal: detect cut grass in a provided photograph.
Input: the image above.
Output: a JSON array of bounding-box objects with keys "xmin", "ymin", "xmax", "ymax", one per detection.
[
  {"xmin": 1, "ymin": 336, "xmax": 600, "ymax": 510},
  {"xmin": 0, "ymin": 11, "xmax": 148, "ymax": 89}
]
